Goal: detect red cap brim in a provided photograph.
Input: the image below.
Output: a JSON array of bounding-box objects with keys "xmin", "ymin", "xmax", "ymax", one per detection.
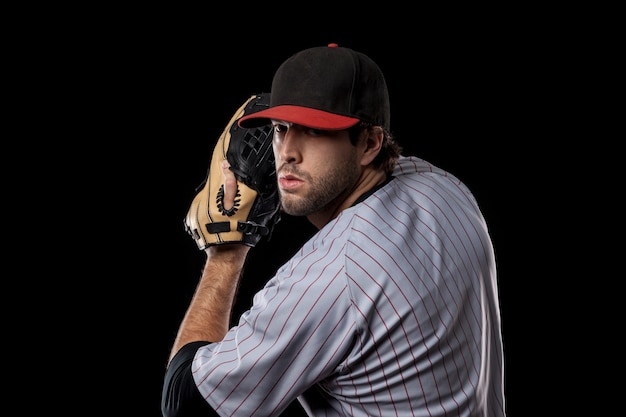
[{"xmin": 238, "ymin": 105, "xmax": 360, "ymax": 130}]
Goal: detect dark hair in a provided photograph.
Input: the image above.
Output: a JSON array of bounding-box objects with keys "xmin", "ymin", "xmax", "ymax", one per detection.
[{"xmin": 348, "ymin": 122, "xmax": 402, "ymax": 175}]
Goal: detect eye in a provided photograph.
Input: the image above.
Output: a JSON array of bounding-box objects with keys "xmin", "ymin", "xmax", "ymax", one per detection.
[
  {"xmin": 273, "ymin": 124, "xmax": 287, "ymax": 133},
  {"xmin": 272, "ymin": 122, "xmax": 289, "ymax": 134},
  {"xmin": 306, "ymin": 128, "xmax": 327, "ymax": 137}
]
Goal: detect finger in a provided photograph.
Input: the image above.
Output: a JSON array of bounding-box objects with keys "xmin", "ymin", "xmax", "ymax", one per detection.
[{"xmin": 222, "ymin": 159, "xmax": 237, "ymax": 210}]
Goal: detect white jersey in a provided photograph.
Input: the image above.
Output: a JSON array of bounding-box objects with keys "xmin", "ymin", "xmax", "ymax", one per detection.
[{"xmin": 192, "ymin": 156, "xmax": 506, "ymax": 417}]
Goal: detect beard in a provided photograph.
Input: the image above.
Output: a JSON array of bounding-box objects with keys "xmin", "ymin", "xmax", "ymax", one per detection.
[{"xmin": 279, "ymin": 161, "xmax": 361, "ymax": 217}]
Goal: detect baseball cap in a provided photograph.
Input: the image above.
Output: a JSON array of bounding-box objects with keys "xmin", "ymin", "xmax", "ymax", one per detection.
[{"xmin": 238, "ymin": 43, "xmax": 390, "ymax": 131}]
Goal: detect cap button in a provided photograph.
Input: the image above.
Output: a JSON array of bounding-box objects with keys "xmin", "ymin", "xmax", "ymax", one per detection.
[{"xmin": 328, "ymin": 43, "xmax": 339, "ymax": 48}]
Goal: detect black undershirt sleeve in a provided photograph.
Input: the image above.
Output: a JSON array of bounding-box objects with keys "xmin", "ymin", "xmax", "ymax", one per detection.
[{"xmin": 161, "ymin": 341, "xmax": 220, "ymax": 417}]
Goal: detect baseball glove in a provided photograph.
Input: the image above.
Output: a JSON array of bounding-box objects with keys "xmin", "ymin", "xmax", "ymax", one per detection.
[{"xmin": 184, "ymin": 93, "xmax": 281, "ymax": 249}]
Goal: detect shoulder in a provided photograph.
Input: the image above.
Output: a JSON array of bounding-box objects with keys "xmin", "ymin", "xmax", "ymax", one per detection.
[
  {"xmin": 389, "ymin": 155, "xmax": 476, "ymax": 203},
  {"xmin": 392, "ymin": 155, "xmax": 459, "ymax": 180}
]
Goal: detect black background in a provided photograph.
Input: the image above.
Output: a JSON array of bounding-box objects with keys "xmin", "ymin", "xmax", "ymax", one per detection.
[
  {"xmin": 137, "ymin": 32, "xmax": 518, "ymax": 415},
  {"xmin": 18, "ymin": 11, "xmax": 580, "ymax": 416}
]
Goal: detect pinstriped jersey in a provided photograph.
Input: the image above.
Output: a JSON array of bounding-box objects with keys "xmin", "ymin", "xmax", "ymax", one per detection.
[{"xmin": 192, "ymin": 156, "xmax": 506, "ymax": 417}]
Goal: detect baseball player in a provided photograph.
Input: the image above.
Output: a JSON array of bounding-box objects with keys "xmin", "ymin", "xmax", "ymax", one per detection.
[{"xmin": 162, "ymin": 44, "xmax": 506, "ymax": 416}]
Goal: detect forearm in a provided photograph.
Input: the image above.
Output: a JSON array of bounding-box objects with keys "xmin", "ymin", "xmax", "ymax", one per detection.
[{"xmin": 169, "ymin": 244, "xmax": 250, "ymax": 363}]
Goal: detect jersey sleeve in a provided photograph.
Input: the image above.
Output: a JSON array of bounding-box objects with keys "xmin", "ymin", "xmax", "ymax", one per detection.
[{"xmin": 191, "ymin": 227, "xmax": 359, "ymax": 417}]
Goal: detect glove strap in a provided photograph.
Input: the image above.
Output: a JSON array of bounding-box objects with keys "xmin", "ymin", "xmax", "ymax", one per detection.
[
  {"xmin": 203, "ymin": 221, "xmax": 268, "ymax": 237},
  {"xmin": 207, "ymin": 222, "xmax": 230, "ymax": 234},
  {"xmin": 238, "ymin": 221, "xmax": 270, "ymax": 237}
]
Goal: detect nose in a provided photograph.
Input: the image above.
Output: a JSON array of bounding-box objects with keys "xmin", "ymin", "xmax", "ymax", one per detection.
[{"xmin": 275, "ymin": 128, "xmax": 301, "ymax": 164}]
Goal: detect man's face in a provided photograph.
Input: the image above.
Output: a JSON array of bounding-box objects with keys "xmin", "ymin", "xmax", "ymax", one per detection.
[{"xmin": 271, "ymin": 121, "xmax": 362, "ymax": 218}]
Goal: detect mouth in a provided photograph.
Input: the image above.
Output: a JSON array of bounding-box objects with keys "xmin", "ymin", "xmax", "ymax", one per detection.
[{"xmin": 278, "ymin": 173, "xmax": 304, "ymax": 191}]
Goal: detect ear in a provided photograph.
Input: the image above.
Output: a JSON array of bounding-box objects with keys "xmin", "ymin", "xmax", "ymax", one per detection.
[{"xmin": 360, "ymin": 126, "xmax": 384, "ymax": 166}]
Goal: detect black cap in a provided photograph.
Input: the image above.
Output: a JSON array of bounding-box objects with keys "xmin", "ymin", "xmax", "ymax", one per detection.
[{"xmin": 239, "ymin": 43, "xmax": 390, "ymax": 131}]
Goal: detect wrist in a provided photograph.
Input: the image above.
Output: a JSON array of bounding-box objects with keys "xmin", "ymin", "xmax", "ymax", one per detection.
[{"xmin": 204, "ymin": 244, "xmax": 250, "ymax": 261}]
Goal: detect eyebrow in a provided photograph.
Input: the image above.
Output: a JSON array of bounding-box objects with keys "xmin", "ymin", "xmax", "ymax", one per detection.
[{"xmin": 271, "ymin": 120, "xmax": 292, "ymax": 127}]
